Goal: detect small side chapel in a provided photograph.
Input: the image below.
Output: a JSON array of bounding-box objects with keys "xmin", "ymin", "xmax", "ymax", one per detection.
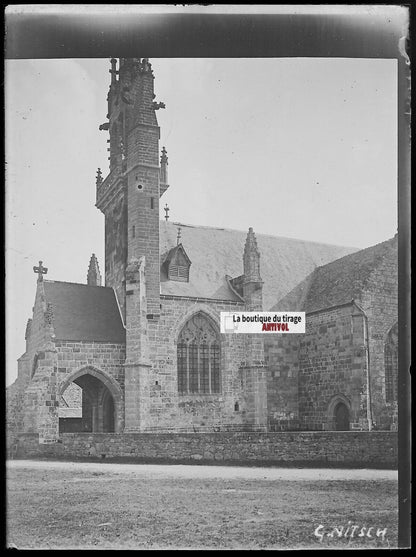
[{"xmin": 7, "ymin": 59, "xmax": 398, "ymax": 442}]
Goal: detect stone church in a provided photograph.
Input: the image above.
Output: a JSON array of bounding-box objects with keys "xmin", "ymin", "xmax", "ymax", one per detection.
[{"xmin": 7, "ymin": 58, "xmax": 398, "ymax": 443}]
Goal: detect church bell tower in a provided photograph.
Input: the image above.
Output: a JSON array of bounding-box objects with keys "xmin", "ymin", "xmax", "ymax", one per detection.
[
  {"xmin": 96, "ymin": 58, "xmax": 168, "ymax": 318},
  {"xmin": 96, "ymin": 58, "xmax": 169, "ymax": 432}
]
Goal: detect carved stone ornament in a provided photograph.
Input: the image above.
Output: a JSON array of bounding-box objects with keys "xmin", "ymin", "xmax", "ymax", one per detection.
[{"xmin": 126, "ymin": 256, "xmax": 145, "ymax": 281}]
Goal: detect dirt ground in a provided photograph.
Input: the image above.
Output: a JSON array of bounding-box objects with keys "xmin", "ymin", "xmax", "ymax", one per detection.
[{"xmin": 6, "ymin": 460, "xmax": 398, "ymax": 550}]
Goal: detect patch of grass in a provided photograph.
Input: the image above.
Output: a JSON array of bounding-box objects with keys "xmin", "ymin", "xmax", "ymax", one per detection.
[{"xmin": 6, "ymin": 466, "xmax": 398, "ymax": 549}]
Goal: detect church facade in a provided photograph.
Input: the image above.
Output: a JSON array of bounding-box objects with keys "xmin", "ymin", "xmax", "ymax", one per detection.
[{"xmin": 7, "ymin": 59, "xmax": 398, "ymax": 443}]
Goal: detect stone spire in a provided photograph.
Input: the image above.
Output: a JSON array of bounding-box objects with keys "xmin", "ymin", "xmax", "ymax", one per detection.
[
  {"xmin": 87, "ymin": 254, "xmax": 102, "ymax": 286},
  {"xmin": 160, "ymin": 147, "xmax": 168, "ymax": 184},
  {"xmin": 243, "ymin": 227, "xmax": 261, "ymax": 283},
  {"xmin": 243, "ymin": 228, "xmax": 263, "ymax": 311},
  {"xmin": 95, "ymin": 168, "xmax": 103, "ymax": 194}
]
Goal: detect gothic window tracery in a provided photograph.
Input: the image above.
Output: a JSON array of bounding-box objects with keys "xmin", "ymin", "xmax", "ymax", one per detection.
[{"xmin": 177, "ymin": 313, "xmax": 220, "ymax": 395}]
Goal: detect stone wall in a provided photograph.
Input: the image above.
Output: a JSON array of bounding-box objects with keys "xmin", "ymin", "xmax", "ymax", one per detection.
[
  {"xmin": 265, "ymin": 304, "xmax": 367, "ymax": 431},
  {"xmin": 25, "ymin": 280, "xmax": 55, "ymax": 382},
  {"xmin": 360, "ymin": 240, "xmax": 398, "ymax": 430},
  {"xmin": 136, "ymin": 296, "xmax": 252, "ymax": 432},
  {"xmin": 9, "ymin": 431, "xmax": 398, "ymax": 468},
  {"xmin": 264, "ymin": 235, "xmax": 398, "ymax": 433},
  {"xmin": 55, "ymin": 340, "xmax": 126, "ymax": 432},
  {"xmin": 6, "ymin": 379, "xmax": 27, "ymax": 435},
  {"xmin": 265, "ymin": 333, "xmax": 300, "ymax": 430},
  {"xmin": 55, "ymin": 340, "xmax": 126, "ymax": 393},
  {"xmin": 104, "ymin": 192, "xmax": 127, "ymax": 319},
  {"xmin": 8, "ymin": 339, "xmax": 126, "ymax": 438},
  {"xmin": 297, "ymin": 304, "xmax": 367, "ymax": 430},
  {"xmin": 7, "ymin": 280, "xmax": 58, "ymax": 437}
]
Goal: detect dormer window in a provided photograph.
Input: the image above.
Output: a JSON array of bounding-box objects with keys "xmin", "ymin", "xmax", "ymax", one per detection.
[{"xmin": 163, "ymin": 244, "xmax": 191, "ymax": 283}]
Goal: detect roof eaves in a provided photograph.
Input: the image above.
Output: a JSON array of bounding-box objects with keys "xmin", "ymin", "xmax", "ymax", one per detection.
[
  {"xmin": 225, "ymin": 275, "xmax": 245, "ymax": 303},
  {"xmin": 111, "ymin": 286, "xmax": 126, "ymax": 329},
  {"xmin": 306, "ymin": 300, "xmax": 356, "ymax": 316}
]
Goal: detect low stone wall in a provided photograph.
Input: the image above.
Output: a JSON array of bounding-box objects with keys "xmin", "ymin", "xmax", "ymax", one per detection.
[{"xmin": 9, "ymin": 431, "xmax": 397, "ymax": 468}]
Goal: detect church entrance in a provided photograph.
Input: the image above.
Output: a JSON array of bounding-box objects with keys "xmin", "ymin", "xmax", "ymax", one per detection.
[
  {"xmin": 59, "ymin": 372, "xmax": 116, "ymax": 433},
  {"xmin": 334, "ymin": 402, "xmax": 350, "ymax": 431}
]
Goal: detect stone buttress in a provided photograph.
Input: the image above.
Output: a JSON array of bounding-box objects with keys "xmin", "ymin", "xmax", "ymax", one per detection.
[{"xmin": 240, "ymin": 228, "xmax": 268, "ymax": 430}]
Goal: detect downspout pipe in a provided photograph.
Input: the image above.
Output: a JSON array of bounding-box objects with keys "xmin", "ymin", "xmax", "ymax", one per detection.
[{"xmin": 353, "ymin": 301, "xmax": 373, "ymax": 431}]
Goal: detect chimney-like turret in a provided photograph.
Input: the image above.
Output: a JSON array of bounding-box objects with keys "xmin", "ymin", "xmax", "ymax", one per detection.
[
  {"xmin": 244, "ymin": 227, "xmax": 261, "ymax": 282},
  {"xmin": 87, "ymin": 253, "xmax": 102, "ymax": 286},
  {"xmin": 243, "ymin": 227, "xmax": 263, "ymax": 311}
]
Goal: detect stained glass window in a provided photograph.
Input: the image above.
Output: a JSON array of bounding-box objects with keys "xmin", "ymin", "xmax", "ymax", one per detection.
[{"xmin": 177, "ymin": 313, "xmax": 221, "ymax": 395}]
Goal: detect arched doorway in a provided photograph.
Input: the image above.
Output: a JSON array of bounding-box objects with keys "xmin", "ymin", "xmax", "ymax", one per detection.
[
  {"xmin": 59, "ymin": 368, "xmax": 121, "ymax": 433},
  {"xmin": 334, "ymin": 402, "xmax": 350, "ymax": 431},
  {"xmin": 327, "ymin": 395, "xmax": 351, "ymax": 431},
  {"xmin": 101, "ymin": 389, "xmax": 115, "ymax": 433}
]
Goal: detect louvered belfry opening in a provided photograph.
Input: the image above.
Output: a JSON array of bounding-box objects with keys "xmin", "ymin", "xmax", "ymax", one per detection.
[
  {"xmin": 165, "ymin": 243, "xmax": 191, "ymax": 283},
  {"xmin": 167, "ymin": 244, "xmax": 190, "ymax": 282},
  {"xmin": 168, "ymin": 262, "xmax": 189, "ymax": 282}
]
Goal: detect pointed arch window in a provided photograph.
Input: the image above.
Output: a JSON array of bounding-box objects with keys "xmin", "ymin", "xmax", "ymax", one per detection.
[
  {"xmin": 177, "ymin": 313, "xmax": 221, "ymax": 395},
  {"xmin": 384, "ymin": 322, "xmax": 398, "ymax": 403}
]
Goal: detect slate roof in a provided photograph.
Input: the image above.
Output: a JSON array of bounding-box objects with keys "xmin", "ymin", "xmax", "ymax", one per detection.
[
  {"xmin": 271, "ymin": 235, "xmax": 397, "ymax": 313},
  {"xmin": 159, "ymin": 221, "xmax": 357, "ymax": 309},
  {"xmin": 41, "ymin": 224, "xmax": 359, "ymax": 343},
  {"xmin": 43, "ymin": 281, "xmax": 125, "ymax": 343}
]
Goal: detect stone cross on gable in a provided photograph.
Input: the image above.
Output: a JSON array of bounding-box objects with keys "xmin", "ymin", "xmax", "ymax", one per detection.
[{"xmin": 33, "ymin": 260, "xmax": 48, "ymax": 281}]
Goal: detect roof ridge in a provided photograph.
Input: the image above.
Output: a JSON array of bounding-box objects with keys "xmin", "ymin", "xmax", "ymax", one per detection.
[
  {"xmin": 44, "ymin": 280, "xmax": 111, "ymax": 289},
  {"xmin": 272, "ymin": 235, "xmax": 397, "ymax": 313},
  {"xmin": 161, "ymin": 220, "xmax": 359, "ymax": 251},
  {"xmin": 314, "ymin": 235, "xmax": 396, "ymax": 272}
]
